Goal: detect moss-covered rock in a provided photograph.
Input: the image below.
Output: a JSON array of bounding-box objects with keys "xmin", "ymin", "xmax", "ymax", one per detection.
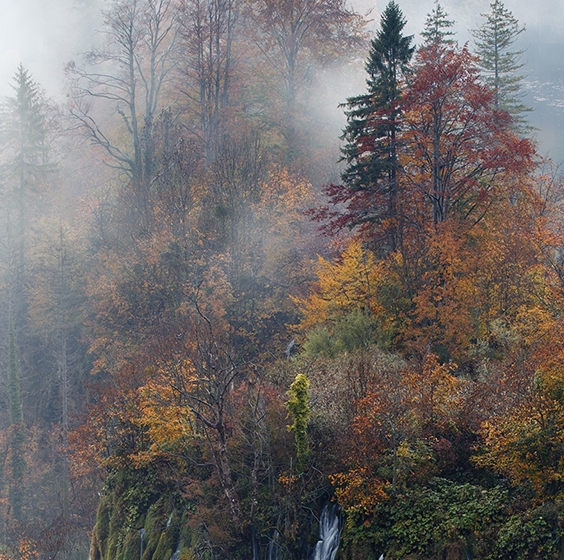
[{"xmin": 89, "ymin": 469, "xmax": 194, "ymax": 560}]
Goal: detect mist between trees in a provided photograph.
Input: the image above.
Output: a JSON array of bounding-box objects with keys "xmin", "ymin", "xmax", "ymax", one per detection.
[{"xmin": 0, "ymin": 1, "xmax": 564, "ymax": 559}]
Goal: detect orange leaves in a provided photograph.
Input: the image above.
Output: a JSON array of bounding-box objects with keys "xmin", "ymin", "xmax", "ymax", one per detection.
[
  {"xmin": 472, "ymin": 304, "xmax": 564, "ymax": 499},
  {"xmin": 294, "ymin": 240, "xmax": 382, "ymax": 330},
  {"xmin": 476, "ymin": 394, "xmax": 564, "ymax": 499},
  {"xmin": 0, "ymin": 538, "xmax": 39, "ymax": 560},
  {"xmin": 331, "ymin": 352, "xmax": 465, "ymax": 514},
  {"xmin": 330, "ymin": 469, "xmax": 389, "ymax": 515},
  {"xmin": 404, "ymin": 194, "xmax": 550, "ymax": 362},
  {"xmin": 69, "ymin": 357, "xmax": 197, "ymax": 475}
]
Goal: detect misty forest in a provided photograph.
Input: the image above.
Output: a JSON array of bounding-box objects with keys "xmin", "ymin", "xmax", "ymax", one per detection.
[{"xmin": 3, "ymin": 0, "xmax": 564, "ymax": 558}]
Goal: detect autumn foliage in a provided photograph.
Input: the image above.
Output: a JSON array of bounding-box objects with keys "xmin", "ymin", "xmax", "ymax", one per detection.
[{"xmin": 5, "ymin": 1, "xmax": 564, "ymax": 559}]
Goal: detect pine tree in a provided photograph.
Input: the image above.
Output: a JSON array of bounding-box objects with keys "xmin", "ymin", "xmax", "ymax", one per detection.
[
  {"xmin": 339, "ymin": 1, "xmax": 414, "ymax": 251},
  {"xmin": 472, "ymin": 0, "xmax": 530, "ymax": 129},
  {"xmin": 421, "ymin": 0, "xmax": 455, "ymax": 46}
]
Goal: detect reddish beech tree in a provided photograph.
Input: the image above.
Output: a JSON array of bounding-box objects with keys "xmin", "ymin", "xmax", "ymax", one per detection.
[
  {"xmin": 401, "ymin": 42, "xmax": 534, "ymax": 227},
  {"xmin": 320, "ymin": 40, "xmax": 535, "ymax": 247}
]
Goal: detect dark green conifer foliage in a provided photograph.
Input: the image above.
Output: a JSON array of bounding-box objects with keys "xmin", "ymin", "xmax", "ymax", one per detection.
[
  {"xmin": 340, "ymin": 1, "xmax": 414, "ymax": 251},
  {"xmin": 7, "ymin": 317, "xmax": 25, "ymax": 523},
  {"xmin": 472, "ymin": 0, "xmax": 530, "ymax": 129},
  {"xmin": 287, "ymin": 373, "xmax": 311, "ymax": 472},
  {"xmin": 421, "ymin": 0, "xmax": 455, "ymax": 45}
]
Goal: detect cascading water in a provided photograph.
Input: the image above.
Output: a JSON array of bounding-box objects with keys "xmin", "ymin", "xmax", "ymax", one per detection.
[
  {"xmin": 170, "ymin": 540, "xmax": 181, "ymax": 560},
  {"xmin": 139, "ymin": 528, "xmax": 146, "ymax": 560},
  {"xmin": 266, "ymin": 529, "xmax": 279, "ymax": 560},
  {"xmin": 310, "ymin": 503, "xmax": 342, "ymax": 560}
]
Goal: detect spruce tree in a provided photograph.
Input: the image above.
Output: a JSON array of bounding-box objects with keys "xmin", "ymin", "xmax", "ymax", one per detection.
[
  {"xmin": 340, "ymin": 1, "xmax": 414, "ymax": 251},
  {"xmin": 3, "ymin": 66, "xmax": 53, "ymax": 330},
  {"xmin": 7, "ymin": 317, "xmax": 25, "ymax": 523},
  {"xmin": 421, "ymin": 0, "xmax": 455, "ymax": 46},
  {"xmin": 471, "ymin": 0, "xmax": 530, "ymax": 129}
]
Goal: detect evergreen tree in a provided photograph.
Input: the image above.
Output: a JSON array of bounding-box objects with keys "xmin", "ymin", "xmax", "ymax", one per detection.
[
  {"xmin": 287, "ymin": 373, "xmax": 311, "ymax": 472},
  {"xmin": 7, "ymin": 317, "xmax": 25, "ymax": 523},
  {"xmin": 339, "ymin": 1, "xmax": 414, "ymax": 251},
  {"xmin": 472, "ymin": 0, "xmax": 530, "ymax": 129},
  {"xmin": 421, "ymin": 0, "xmax": 455, "ymax": 45},
  {"xmin": 3, "ymin": 66, "xmax": 53, "ymax": 329}
]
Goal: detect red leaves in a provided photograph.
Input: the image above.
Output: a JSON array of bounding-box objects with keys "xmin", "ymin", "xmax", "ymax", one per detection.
[
  {"xmin": 322, "ymin": 41, "xmax": 536, "ymax": 241},
  {"xmin": 401, "ymin": 43, "xmax": 534, "ymax": 225}
]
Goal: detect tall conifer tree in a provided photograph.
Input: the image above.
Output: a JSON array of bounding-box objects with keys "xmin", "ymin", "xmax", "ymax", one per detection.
[
  {"xmin": 7, "ymin": 317, "xmax": 25, "ymax": 523},
  {"xmin": 472, "ymin": 0, "xmax": 530, "ymax": 129},
  {"xmin": 3, "ymin": 66, "xmax": 53, "ymax": 330},
  {"xmin": 340, "ymin": 1, "xmax": 414, "ymax": 251},
  {"xmin": 421, "ymin": 0, "xmax": 455, "ymax": 45}
]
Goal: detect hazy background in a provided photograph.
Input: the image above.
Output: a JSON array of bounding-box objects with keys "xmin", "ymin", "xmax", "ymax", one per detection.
[{"xmin": 0, "ymin": 0, "xmax": 563, "ymax": 161}]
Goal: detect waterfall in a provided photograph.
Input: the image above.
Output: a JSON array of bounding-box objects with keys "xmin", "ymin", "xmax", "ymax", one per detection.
[
  {"xmin": 252, "ymin": 532, "xmax": 259, "ymax": 560},
  {"xmin": 267, "ymin": 529, "xmax": 279, "ymax": 560},
  {"xmin": 170, "ymin": 540, "xmax": 181, "ymax": 560},
  {"xmin": 139, "ymin": 528, "xmax": 146, "ymax": 560},
  {"xmin": 311, "ymin": 503, "xmax": 342, "ymax": 560}
]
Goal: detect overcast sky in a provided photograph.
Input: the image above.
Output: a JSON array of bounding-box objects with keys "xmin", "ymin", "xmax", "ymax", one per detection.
[
  {"xmin": 0, "ymin": 0, "xmax": 102, "ymax": 97},
  {"xmin": 0, "ymin": 0, "xmax": 562, "ymax": 157},
  {"xmin": 1, "ymin": 0, "xmax": 560, "ymax": 96}
]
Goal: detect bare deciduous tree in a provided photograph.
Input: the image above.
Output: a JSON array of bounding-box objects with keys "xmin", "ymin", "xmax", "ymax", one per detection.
[{"xmin": 66, "ymin": 0, "xmax": 179, "ymax": 221}]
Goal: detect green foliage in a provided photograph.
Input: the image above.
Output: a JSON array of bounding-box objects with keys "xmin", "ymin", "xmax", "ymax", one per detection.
[
  {"xmin": 1, "ymin": 0, "xmax": 558, "ymax": 557},
  {"xmin": 341, "ymin": 479, "xmax": 510, "ymax": 559},
  {"xmin": 472, "ymin": 0, "xmax": 530, "ymax": 128},
  {"xmin": 303, "ymin": 310, "xmax": 375, "ymax": 357},
  {"xmin": 91, "ymin": 494, "xmax": 115, "ymax": 560},
  {"xmin": 340, "ymin": 1, "xmax": 414, "ymax": 249},
  {"xmin": 287, "ymin": 373, "xmax": 311, "ymax": 472},
  {"xmin": 494, "ymin": 512, "xmax": 558, "ymax": 560},
  {"xmin": 338, "ymin": 479, "xmax": 564, "ymax": 560},
  {"xmin": 421, "ymin": 1, "xmax": 455, "ymax": 45},
  {"xmin": 90, "ymin": 471, "xmax": 190, "ymax": 560}
]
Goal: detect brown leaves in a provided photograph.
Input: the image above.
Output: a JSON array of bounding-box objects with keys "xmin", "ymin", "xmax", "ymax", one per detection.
[{"xmin": 329, "ymin": 352, "xmax": 466, "ymax": 514}]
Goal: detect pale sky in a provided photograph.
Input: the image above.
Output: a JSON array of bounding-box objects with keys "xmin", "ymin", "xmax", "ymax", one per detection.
[
  {"xmin": 0, "ymin": 0, "xmax": 101, "ymax": 97},
  {"xmin": 0, "ymin": 0, "xmax": 558, "ymax": 95},
  {"xmin": 0, "ymin": 0, "xmax": 562, "ymax": 157}
]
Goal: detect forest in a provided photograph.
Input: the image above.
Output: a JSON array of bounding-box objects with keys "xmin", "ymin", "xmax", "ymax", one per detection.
[{"xmin": 0, "ymin": 0, "xmax": 563, "ymax": 558}]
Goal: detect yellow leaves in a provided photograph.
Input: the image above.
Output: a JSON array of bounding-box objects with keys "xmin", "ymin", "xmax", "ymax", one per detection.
[
  {"xmin": 134, "ymin": 362, "xmax": 197, "ymax": 468},
  {"xmin": 407, "ymin": 353, "xmax": 463, "ymax": 428},
  {"xmin": 330, "ymin": 469, "xmax": 389, "ymax": 515},
  {"xmin": 476, "ymin": 409, "xmax": 564, "ymax": 498},
  {"xmin": 473, "ymin": 315, "xmax": 564, "ymax": 500},
  {"xmin": 513, "ymin": 305, "xmax": 556, "ymax": 348},
  {"xmin": 294, "ymin": 239, "xmax": 386, "ymax": 332},
  {"xmin": 70, "ymin": 356, "xmax": 199, "ymax": 474}
]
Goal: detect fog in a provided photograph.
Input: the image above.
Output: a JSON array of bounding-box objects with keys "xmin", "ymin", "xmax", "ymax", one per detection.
[
  {"xmin": 0, "ymin": 0, "xmax": 102, "ymax": 97},
  {"xmin": 0, "ymin": 0, "xmax": 563, "ymax": 158}
]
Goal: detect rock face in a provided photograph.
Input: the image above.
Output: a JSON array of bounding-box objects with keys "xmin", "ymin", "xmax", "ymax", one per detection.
[{"xmin": 89, "ymin": 487, "xmax": 192, "ymax": 560}]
